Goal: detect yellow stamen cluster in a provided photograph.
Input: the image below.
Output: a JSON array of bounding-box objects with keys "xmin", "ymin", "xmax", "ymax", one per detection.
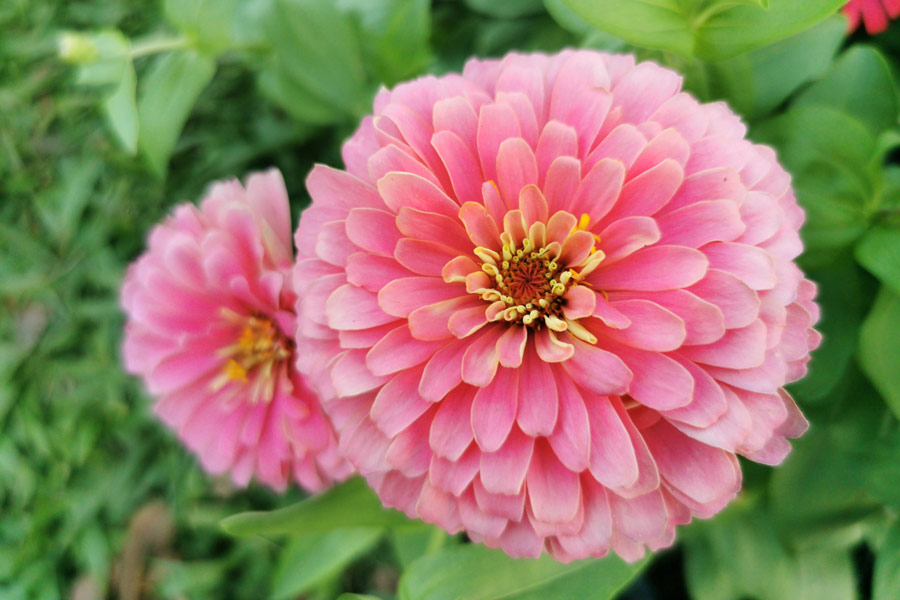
[
  {"xmin": 211, "ymin": 313, "xmax": 291, "ymax": 402},
  {"xmin": 467, "ymin": 211, "xmax": 605, "ymax": 343},
  {"xmin": 475, "ymin": 239, "xmax": 575, "ymax": 328}
]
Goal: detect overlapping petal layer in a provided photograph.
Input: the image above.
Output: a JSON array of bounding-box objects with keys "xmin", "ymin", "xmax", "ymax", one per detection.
[
  {"xmin": 122, "ymin": 170, "xmax": 352, "ymax": 492},
  {"xmin": 294, "ymin": 51, "xmax": 821, "ymax": 561}
]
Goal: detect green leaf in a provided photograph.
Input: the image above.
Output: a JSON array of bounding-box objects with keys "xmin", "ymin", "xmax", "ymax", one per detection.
[
  {"xmin": 705, "ymin": 17, "xmax": 844, "ymax": 119},
  {"xmin": 874, "ymin": 520, "xmax": 900, "ymax": 600},
  {"xmin": 795, "ymin": 46, "xmax": 899, "ymax": 138},
  {"xmin": 398, "ymin": 544, "xmax": 647, "ymax": 600},
  {"xmin": 859, "ymin": 287, "xmax": 900, "ymax": 420},
  {"xmin": 856, "ymin": 227, "xmax": 900, "ymax": 295},
  {"xmin": 257, "ymin": 0, "xmax": 369, "ymax": 123},
  {"xmin": 137, "ymin": 49, "xmax": 216, "ymax": 177},
  {"xmin": 164, "ymin": 0, "xmax": 238, "ymax": 54},
  {"xmin": 272, "ymin": 527, "xmax": 383, "ymax": 600},
  {"xmin": 103, "ymin": 60, "xmax": 138, "ymax": 154},
  {"xmin": 683, "ymin": 503, "xmax": 795, "ymax": 600},
  {"xmin": 338, "ymin": 595, "xmax": 383, "ymax": 600},
  {"xmin": 559, "ymin": 0, "xmax": 844, "ymax": 60},
  {"xmin": 391, "ymin": 524, "xmax": 452, "ymax": 569},
  {"xmin": 770, "ymin": 425, "xmax": 883, "ymax": 543},
  {"xmin": 221, "ymin": 477, "xmax": 413, "ymax": 537},
  {"xmin": 464, "ymin": 0, "xmax": 545, "ymax": 18},
  {"xmin": 337, "ymin": 0, "xmax": 433, "ymax": 85}
]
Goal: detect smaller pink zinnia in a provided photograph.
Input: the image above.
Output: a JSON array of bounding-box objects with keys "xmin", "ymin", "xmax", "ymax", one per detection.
[
  {"xmin": 844, "ymin": 0, "xmax": 900, "ymax": 34},
  {"xmin": 120, "ymin": 170, "xmax": 352, "ymax": 492}
]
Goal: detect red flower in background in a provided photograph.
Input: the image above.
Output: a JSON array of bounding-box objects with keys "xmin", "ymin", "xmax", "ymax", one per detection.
[{"xmin": 844, "ymin": 0, "xmax": 900, "ymax": 34}]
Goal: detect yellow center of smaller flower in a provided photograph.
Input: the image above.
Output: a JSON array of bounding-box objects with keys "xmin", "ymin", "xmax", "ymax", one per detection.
[{"xmin": 211, "ymin": 314, "xmax": 292, "ymax": 403}]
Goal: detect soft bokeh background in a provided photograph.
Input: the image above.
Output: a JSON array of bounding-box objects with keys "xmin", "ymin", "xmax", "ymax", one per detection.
[{"xmin": 3, "ymin": 0, "xmax": 900, "ymax": 598}]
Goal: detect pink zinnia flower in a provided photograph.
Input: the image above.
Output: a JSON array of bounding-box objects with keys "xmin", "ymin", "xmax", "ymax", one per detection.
[
  {"xmin": 843, "ymin": 0, "xmax": 900, "ymax": 33},
  {"xmin": 294, "ymin": 51, "xmax": 821, "ymax": 561},
  {"xmin": 121, "ymin": 170, "xmax": 352, "ymax": 492}
]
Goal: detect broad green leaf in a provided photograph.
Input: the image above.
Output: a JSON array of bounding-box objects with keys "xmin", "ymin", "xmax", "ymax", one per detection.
[
  {"xmin": 543, "ymin": 0, "xmax": 592, "ymax": 35},
  {"xmin": 102, "ymin": 60, "xmax": 138, "ymax": 154},
  {"xmin": 874, "ymin": 520, "xmax": 900, "ymax": 600},
  {"xmin": 272, "ymin": 527, "xmax": 383, "ymax": 600},
  {"xmin": 398, "ymin": 544, "xmax": 647, "ymax": 600},
  {"xmin": 770, "ymin": 425, "xmax": 883, "ymax": 543},
  {"xmin": 221, "ymin": 477, "xmax": 412, "ymax": 537},
  {"xmin": 390, "ymin": 524, "xmax": 452, "ymax": 568},
  {"xmin": 559, "ymin": 0, "xmax": 844, "ymax": 60},
  {"xmin": 137, "ymin": 49, "xmax": 216, "ymax": 177},
  {"xmin": 338, "ymin": 595, "xmax": 383, "ymax": 600},
  {"xmin": 683, "ymin": 503, "xmax": 795, "ymax": 600},
  {"xmin": 337, "ymin": 0, "xmax": 433, "ymax": 85},
  {"xmin": 793, "ymin": 549, "xmax": 857, "ymax": 600},
  {"xmin": 856, "ymin": 226, "xmax": 900, "ymax": 295},
  {"xmin": 705, "ymin": 17, "xmax": 844, "ymax": 119},
  {"xmin": 859, "ymin": 287, "xmax": 900, "ymax": 420},
  {"xmin": 795, "ymin": 46, "xmax": 899, "ymax": 138},
  {"xmin": 464, "ymin": 0, "xmax": 545, "ymax": 18},
  {"xmin": 164, "ymin": 0, "xmax": 238, "ymax": 54},
  {"xmin": 258, "ymin": 0, "xmax": 369, "ymax": 122}
]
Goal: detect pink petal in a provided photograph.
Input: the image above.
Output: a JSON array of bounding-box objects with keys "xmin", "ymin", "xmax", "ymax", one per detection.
[
  {"xmin": 460, "ymin": 326, "xmax": 504, "ymax": 387},
  {"xmin": 586, "ymin": 393, "xmax": 639, "ymax": 491},
  {"xmin": 561, "ymin": 337, "xmax": 632, "ymax": 395},
  {"xmin": 371, "ymin": 368, "xmax": 432, "ymax": 437},
  {"xmin": 479, "ymin": 426, "xmax": 534, "ymax": 495},
  {"xmin": 569, "ymin": 158, "xmax": 626, "ymax": 222},
  {"xmin": 329, "ymin": 350, "xmax": 390, "ymax": 397},
  {"xmin": 598, "ymin": 216, "xmax": 662, "ymax": 264},
  {"xmin": 327, "ymin": 283, "xmax": 397, "ymax": 330},
  {"xmin": 429, "ymin": 446, "xmax": 481, "ymax": 496},
  {"xmin": 396, "ymin": 207, "xmax": 473, "ymax": 254},
  {"xmin": 542, "ymin": 156, "xmax": 582, "ymax": 214},
  {"xmin": 547, "ymin": 370, "xmax": 591, "ymax": 472},
  {"xmin": 704, "ymin": 242, "xmax": 777, "ymax": 291},
  {"xmin": 589, "ymin": 245, "xmax": 708, "ymax": 291},
  {"xmin": 459, "ymin": 201, "xmax": 501, "ymax": 249},
  {"xmin": 378, "ymin": 172, "xmax": 459, "ymax": 218},
  {"xmin": 432, "ymin": 130, "xmax": 485, "ymax": 206},
  {"xmin": 366, "ymin": 325, "xmax": 443, "ymax": 376},
  {"xmin": 394, "ymin": 238, "xmax": 460, "ymax": 276},
  {"xmin": 688, "ymin": 268, "xmax": 760, "ymax": 329},
  {"xmin": 526, "ymin": 440, "xmax": 581, "ymax": 524},
  {"xmin": 496, "ymin": 325, "xmax": 527, "ymax": 368},
  {"xmin": 602, "ymin": 159, "xmax": 684, "ymax": 224},
  {"xmin": 678, "ymin": 319, "xmax": 767, "ymax": 369},
  {"xmin": 378, "ymin": 277, "xmax": 463, "ymax": 317},
  {"xmin": 477, "ymin": 102, "xmax": 521, "ymax": 184},
  {"xmin": 656, "ymin": 200, "xmax": 745, "ymax": 248},
  {"xmin": 345, "ymin": 253, "xmax": 413, "ymax": 293},
  {"xmin": 419, "ymin": 338, "xmax": 469, "ymax": 402},
  {"xmin": 604, "ymin": 339, "xmax": 694, "ymax": 410},
  {"xmin": 516, "ymin": 345, "xmax": 559, "ymax": 436},
  {"xmin": 471, "ymin": 366, "xmax": 519, "ymax": 453},
  {"xmin": 535, "ymin": 121, "xmax": 578, "ymax": 183},
  {"xmin": 428, "ymin": 385, "xmax": 475, "ymax": 459},
  {"xmin": 409, "ymin": 296, "xmax": 482, "ymax": 341},
  {"xmin": 602, "ymin": 299, "xmax": 686, "ymax": 351}
]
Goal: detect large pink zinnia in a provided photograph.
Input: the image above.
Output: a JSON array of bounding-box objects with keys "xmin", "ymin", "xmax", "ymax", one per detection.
[
  {"xmin": 294, "ymin": 51, "xmax": 821, "ymax": 561},
  {"xmin": 121, "ymin": 170, "xmax": 352, "ymax": 492},
  {"xmin": 843, "ymin": 0, "xmax": 900, "ymax": 33}
]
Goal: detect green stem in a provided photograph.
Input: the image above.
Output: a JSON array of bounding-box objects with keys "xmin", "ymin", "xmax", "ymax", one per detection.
[{"xmin": 129, "ymin": 36, "xmax": 190, "ymax": 59}]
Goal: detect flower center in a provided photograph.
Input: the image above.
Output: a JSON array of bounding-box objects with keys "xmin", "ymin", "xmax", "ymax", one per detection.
[
  {"xmin": 212, "ymin": 313, "xmax": 292, "ymax": 402},
  {"xmin": 478, "ymin": 237, "xmax": 575, "ymax": 328},
  {"xmin": 462, "ymin": 210, "xmax": 605, "ymax": 343}
]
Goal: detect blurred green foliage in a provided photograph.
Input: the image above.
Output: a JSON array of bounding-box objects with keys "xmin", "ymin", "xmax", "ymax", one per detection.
[{"xmin": 4, "ymin": 0, "xmax": 900, "ymax": 598}]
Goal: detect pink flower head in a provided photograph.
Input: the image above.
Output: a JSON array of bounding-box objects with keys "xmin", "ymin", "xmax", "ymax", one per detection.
[
  {"xmin": 121, "ymin": 169, "xmax": 352, "ymax": 492},
  {"xmin": 843, "ymin": 0, "xmax": 900, "ymax": 33},
  {"xmin": 294, "ymin": 51, "xmax": 821, "ymax": 561}
]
